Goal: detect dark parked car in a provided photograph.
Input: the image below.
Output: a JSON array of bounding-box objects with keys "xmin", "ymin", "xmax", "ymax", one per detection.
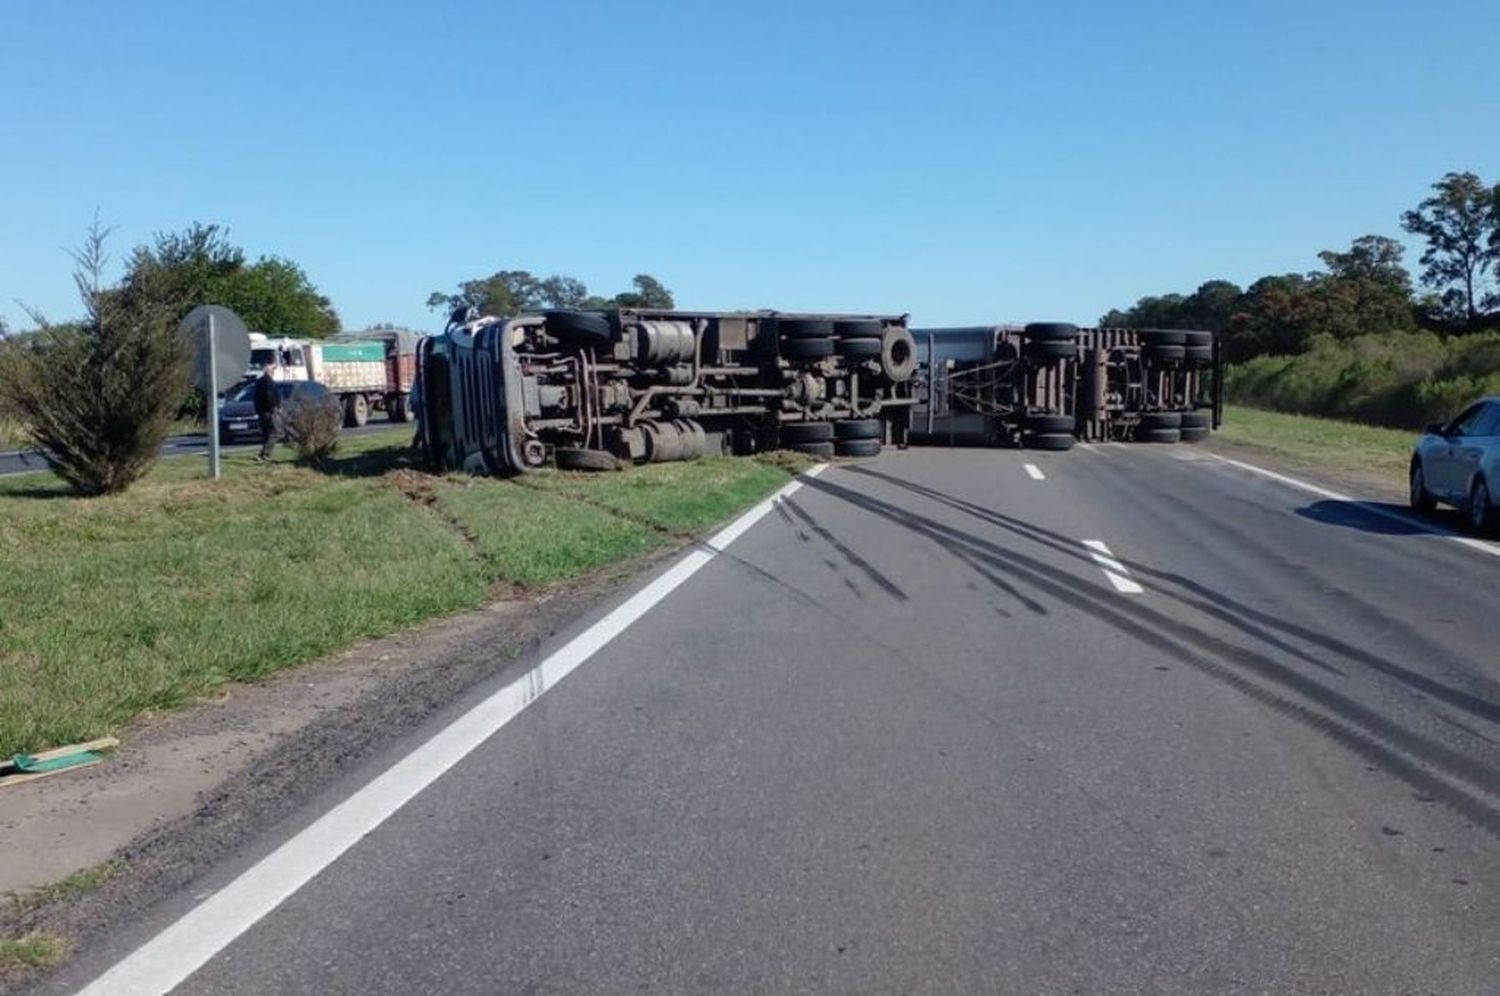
[
  {"xmin": 218, "ymin": 379, "xmax": 338, "ymax": 445},
  {"xmin": 1409, "ymin": 395, "xmax": 1500, "ymax": 533}
]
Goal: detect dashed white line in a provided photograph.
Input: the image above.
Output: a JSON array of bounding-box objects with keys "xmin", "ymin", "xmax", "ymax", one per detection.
[
  {"xmin": 1081, "ymin": 539, "xmax": 1144, "ymax": 594},
  {"xmin": 1024, "ymin": 463, "xmax": 1045, "ymax": 481},
  {"xmin": 73, "ymin": 464, "xmax": 829, "ymax": 996}
]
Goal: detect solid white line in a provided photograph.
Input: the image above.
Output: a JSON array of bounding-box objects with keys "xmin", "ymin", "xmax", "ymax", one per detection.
[
  {"xmin": 1081, "ymin": 539, "xmax": 1144, "ymax": 594},
  {"xmin": 1024, "ymin": 463, "xmax": 1045, "ymax": 481},
  {"xmin": 75, "ymin": 464, "xmax": 829, "ymax": 996},
  {"xmin": 1205, "ymin": 454, "xmax": 1500, "ymax": 560}
]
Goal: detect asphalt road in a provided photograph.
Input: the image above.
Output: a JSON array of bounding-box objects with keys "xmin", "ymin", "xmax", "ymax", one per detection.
[
  {"xmin": 0, "ymin": 421, "xmax": 404, "ymax": 477},
  {"xmin": 48, "ymin": 444, "xmax": 1500, "ymax": 995}
]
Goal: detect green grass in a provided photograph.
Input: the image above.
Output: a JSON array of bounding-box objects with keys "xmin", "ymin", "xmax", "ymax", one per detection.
[
  {"xmin": 1217, "ymin": 404, "xmax": 1414, "ymax": 483},
  {"xmin": 0, "ymin": 932, "xmax": 68, "ymax": 977},
  {"xmin": 1, "ymin": 436, "xmax": 801, "ymax": 755},
  {"xmin": 4, "ymin": 861, "xmax": 124, "ymax": 914}
]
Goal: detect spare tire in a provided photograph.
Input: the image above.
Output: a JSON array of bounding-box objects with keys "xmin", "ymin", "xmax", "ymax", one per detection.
[
  {"xmin": 780, "ymin": 421, "xmax": 834, "ymax": 443},
  {"xmin": 1139, "ymin": 329, "xmax": 1187, "ymax": 346},
  {"xmin": 1139, "ymin": 412, "xmax": 1182, "ymax": 430},
  {"xmin": 1026, "ymin": 413, "xmax": 1076, "ymax": 434},
  {"xmin": 1024, "ymin": 322, "xmax": 1078, "ymax": 341},
  {"xmin": 1138, "ymin": 428, "xmax": 1181, "ymax": 444},
  {"xmin": 555, "ymin": 447, "xmax": 620, "ymax": 471},
  {"xmin": 833, "ymin": 319, "xmax": 883, "ymax": 339},
  {"xmin": 834, "ymin": 438, "xmax": 882, "ymax": 458},
  {"xmin": 836, "ymin": 337, "xmax": 882, "ymax": 360},
  {"xmin": 778, "ymin": 318, "xmax": 835, "ymax": 339},
  {"xmin": 1024, "ymin": 340, "xmax": 1077, "ymax": 362},
  {"xmin": 1180, "ymin": 411, "xmax": 1210, "ymax": 429},
  {"xmin": 782, "ymin": 337, "xmax": 835, "ymax": 360},
  {"xmin": 880, "ymin": 327, "xmax": 918, "ymax": 382},
  {"xmin": 1028, "ymin": 433, "xmax": 1076, "ymax": 451},
  {"xmin": 791, "ymin": 441, "xmax": 835, "ymax": 458},
  {"xmin": 545, "ymin": 310, "xmax": 613, "ymax": 346},
  {"xmin": 1143, "ymin": 344, "xmax": 1186, "ymax": 362},
  {"xmin": 1180, "ymin": 426, "xmax": 1210, "ymax": 444},
  {"xmin": 834, "ymin": 418, "xmax": 883, "ymax": 440}
]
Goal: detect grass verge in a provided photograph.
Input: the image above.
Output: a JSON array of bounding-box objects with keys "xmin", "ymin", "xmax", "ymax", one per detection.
[
  {"xmin": 1, "ymin": 433, "xmax": 804, "ymax": 755},
  {"xmin": 1214, "ymin": 405, "xmax": 1414, "ymax": 491},
  {"xmin": 0, "ymin": 932, "xmax": 68, "ymax": 979}
]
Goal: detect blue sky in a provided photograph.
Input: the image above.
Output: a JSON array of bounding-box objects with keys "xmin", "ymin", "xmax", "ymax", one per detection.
[{"xmin": 2, "ymin": 1, "xmax": 1496, "ymax": 333}]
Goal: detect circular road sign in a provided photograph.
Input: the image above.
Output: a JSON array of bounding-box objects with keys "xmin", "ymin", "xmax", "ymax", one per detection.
[{"xmin": 177, "ymin": 305, "xmax": 251, "ymax": 394}]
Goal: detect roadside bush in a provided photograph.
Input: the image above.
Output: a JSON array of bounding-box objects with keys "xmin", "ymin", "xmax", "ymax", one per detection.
[
  {"xmin": 279, "ymin": 390, "xmax": 343, "ymax": 464},
  {"xmin": 0, "ymin": 226, "xmax": 188, "ymax": 495}
]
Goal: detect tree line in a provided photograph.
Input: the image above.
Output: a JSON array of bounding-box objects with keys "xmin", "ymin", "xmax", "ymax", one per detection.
[
  {"xmin": 1100, "ymin": 171, "xmax": 1500, "ymax": 364},
  {"xmin": 427, "ymin": 270, "xmax": 674, "ymax": 319}
]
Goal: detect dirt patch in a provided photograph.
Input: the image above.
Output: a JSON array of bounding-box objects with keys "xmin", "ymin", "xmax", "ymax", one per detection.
[{"xmin": 0, "ymin": 540, "xmax": 686, "ymax": 993}]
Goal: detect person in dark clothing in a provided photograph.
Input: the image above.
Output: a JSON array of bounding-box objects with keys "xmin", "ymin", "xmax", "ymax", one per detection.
[{"xmin": 253, "ymin": 366, "xmax": 281, "ymax": 461}]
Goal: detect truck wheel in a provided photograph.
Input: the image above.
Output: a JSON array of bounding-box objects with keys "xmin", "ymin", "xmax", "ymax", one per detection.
[
  {"xmin": 1023, "ymin": 340, "xmax": 1077, "ymax": 361},
  {"xmin": 1023, "ymin": 322, "xmax": 1078, "ymax": 341},
  {"xmin": 778, "ymin": 319, "xmax": 835, "ymax": 339},
  {"xmin": 834, "ymin": 438, "xmax": 882, "ymax": 457},
  {"xmin": 1143, "ymin": 344, "xmax": 1186, "ymax": 362},
  {"xmin": 782, "ymin": 337, "xmax": 835, "ymax": 359},
  {"xmin": 1139, "ymin": 329, "xmax": 1187, "ymax": 346},
  {"xmin": 1184, "ymin": 345, "xmax": 1213, "ymax": 364},
  {"xmin": 1179, "ymin": 426, "xmax": 1210, "ymax": 443},
  {"xmin": 1137, "ymin": 428, "xmax": 1181, "ymax": 443},
  {"xmin": 344, "ymin": 394, "xmax": 369, "ymax": 427},
  {"xmin": 555, "ymin": 447, "xmax": 620, "ymax": 471},
  {"xmin": 879, "ymin": 327, "xmax": 918, "ymax": 382},
  {"xmin": 1139, "ymin": 412, "xmax": 1182, "ymax": 430},
  {"xmin": 834, "ymin": 418, "xmax": 883, "ymax": 440},
  {"xmin": 389, "ymin": 395, "xmax": 409, "ymax": 423},
  {"xmin": 1026, "ymin": 413, "xmax": 1075, "ymax": 434},
  {"xmin": 833, "ymin": 319, "xmax": 883, "ymax": 339},
  {"xmin": 835, "ymin": 337, "xmax": 882, "ymax": 359},
  {"xmin": 545, "ymin": 311, "xmax": 613, "ymax": 346},
  {"xmin": 790, "ymin": 441, "xmax": 835, "ymax": 458},
  {"xmin": 781, "ymin": 421, "xmax": 834, "ymax": 444},
  {"xmin": 1180, "ymin": 411, "xmax": 1210, "ymax": 429},
  {"xmin": 1182, "ymin": 330, "xmax": 1214, "ymax": 347},
  {"xmin": 1027, "ymin": 433, "xmax": 1075, "ymax": 451}
]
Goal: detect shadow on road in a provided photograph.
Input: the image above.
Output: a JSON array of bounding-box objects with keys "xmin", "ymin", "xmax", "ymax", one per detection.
[
  {"xmin": 786, "ymin": 463, "xmax": 1500, "ymax": 838},
  {"xmin": 1295, "ymin": 499, "xmax": 1471, "ymax": 536}
]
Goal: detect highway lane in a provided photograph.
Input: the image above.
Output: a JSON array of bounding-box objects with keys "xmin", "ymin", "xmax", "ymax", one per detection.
[
  {"xmin": 49, "ymin": 444, "xmax": 1500, "ymax": 995},
  {"xmin": 0, "ymin": 421, "xmax": 406, "ymax": 477}
]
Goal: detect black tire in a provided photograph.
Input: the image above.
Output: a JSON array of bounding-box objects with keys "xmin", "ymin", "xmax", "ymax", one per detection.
[
  {"xmin": 1180, "ymin": 411, "xmax": 1210, "ymax": 429},
  {"xmin": 1027, "ymin": 433, "xmax": 1076, "ymax": 451},
  {"xmin": 1139, "ymin": 329, "xmax": 1187, "ymax": 346},
  {"xmin": 1467, "ymin": 477, "xmax": 1493, "ymax": 535},
  {"xmin": 1143, "ymin": 344, "xmax": 1186, "ymax": 362},
  {"xmin": 1023, "ymin": 340, "xmax": 1077, "ymax": 362},
  {"xmin": 1184, "ymin": 345, "xmax": 1213, "ymax": 364},
  {"xmin": 778, "ymin": 318, "xmax": 835, "ymax": 339},
  {"xmin": 782, "ymin": 337, "xmax": 835, "ymax": 360},
  {"xmin": 791, "ymin": 441, "xmax": 835, "ymax": 458},
  {"xmin": 833, "ymin": 319, "xmax": 883, "ymax": 339},
  {"xmin": 835, "ymin": 337, "xmax": 882, "ymax": 360},
  {"xmin": 834, "ymin": 418, "xmax": 883, "ymax": 440},
  {"xmin": 1137, "ymin": 428, "xmax": 1181, "ymax": 443},
  {"xmin": 834, "ymin": 438, "xmax": 882, "ymax": 458},
  {"xmin": 344, "ymin": 393, "xmax": 369, "ymax": 428},
  {"xmin": 388, "ymin": 395, "xmax": 410, "ymax": 423},
  {"xmin": 780, "ymin": 421, "xmax": 834, "ymax": 444},
  {"xmin": 545, "ymin": 310, "xmax": 613, "ymax": 346},
  {"xmin": 1023, "ymin": 322, "xmax": 1078, "ymax": 342},
  {"xmin": 1139, "ymin": 411, "xmax": 1182, "ymax": 430},
  {"xmin": 1179, "ymin": 426, "xmax": 1210, "ymax": 443},
  {"xmin": 879, "ymin": 327, "xmax": 918, "ymax": 382},
  {"xmin": 555, "ymin": 447, "xmax": 620, "ymax": 471},
  {"xmin": 1409, "ymin": 461, "xmax": 1436, "ymax": 513},
  {"xmin": 1026, "ymin": 413, "xmax": 1075, "ymax": 434},
  {"xmin": 1182, "ymin": 330, "xmax": 1214, "ymax": 347}
]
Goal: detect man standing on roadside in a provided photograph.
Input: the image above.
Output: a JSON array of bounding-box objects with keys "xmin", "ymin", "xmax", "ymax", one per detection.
[{"xmin": 253, "ymin": 364, "xmax": 280, "ymax": 462}]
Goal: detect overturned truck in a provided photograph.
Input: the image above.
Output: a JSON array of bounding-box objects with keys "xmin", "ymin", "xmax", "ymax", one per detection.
[
  {"xmin": 417, "ymin": 308, "xmax": 920, "ymax": 474},
  {"xmin": 416, "ymin": 310, "xmax": 1223, "ymax": 473}
]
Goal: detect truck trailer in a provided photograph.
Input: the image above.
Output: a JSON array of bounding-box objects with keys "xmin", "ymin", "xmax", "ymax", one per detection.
[{"xmin": 247, "ymin": 329, "xmax": 423, "ymax": 427}]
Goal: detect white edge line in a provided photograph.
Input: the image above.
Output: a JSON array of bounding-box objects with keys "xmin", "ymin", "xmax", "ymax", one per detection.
[
  {"xmin": 78, "ymin": 463, "xmax": 829, "ymax": 996},
  {"xmin": 1205, "ymin": 453, "xmax": 1500, "ymax": 560},
  {"xmin": 1024, "ymin": 463, "xmax": 1045, "ymax": 481}
]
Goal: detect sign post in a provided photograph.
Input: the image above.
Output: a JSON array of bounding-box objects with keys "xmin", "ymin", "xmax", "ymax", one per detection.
[{"xmin": 176, "ymin": 305, "xmax": 250, "ymax": 480}]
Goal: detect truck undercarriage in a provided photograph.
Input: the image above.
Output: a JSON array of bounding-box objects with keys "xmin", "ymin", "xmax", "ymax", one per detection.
[{"xmin": 417, "ymin": 310, "xmax": 1221, "ymax": 474}]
